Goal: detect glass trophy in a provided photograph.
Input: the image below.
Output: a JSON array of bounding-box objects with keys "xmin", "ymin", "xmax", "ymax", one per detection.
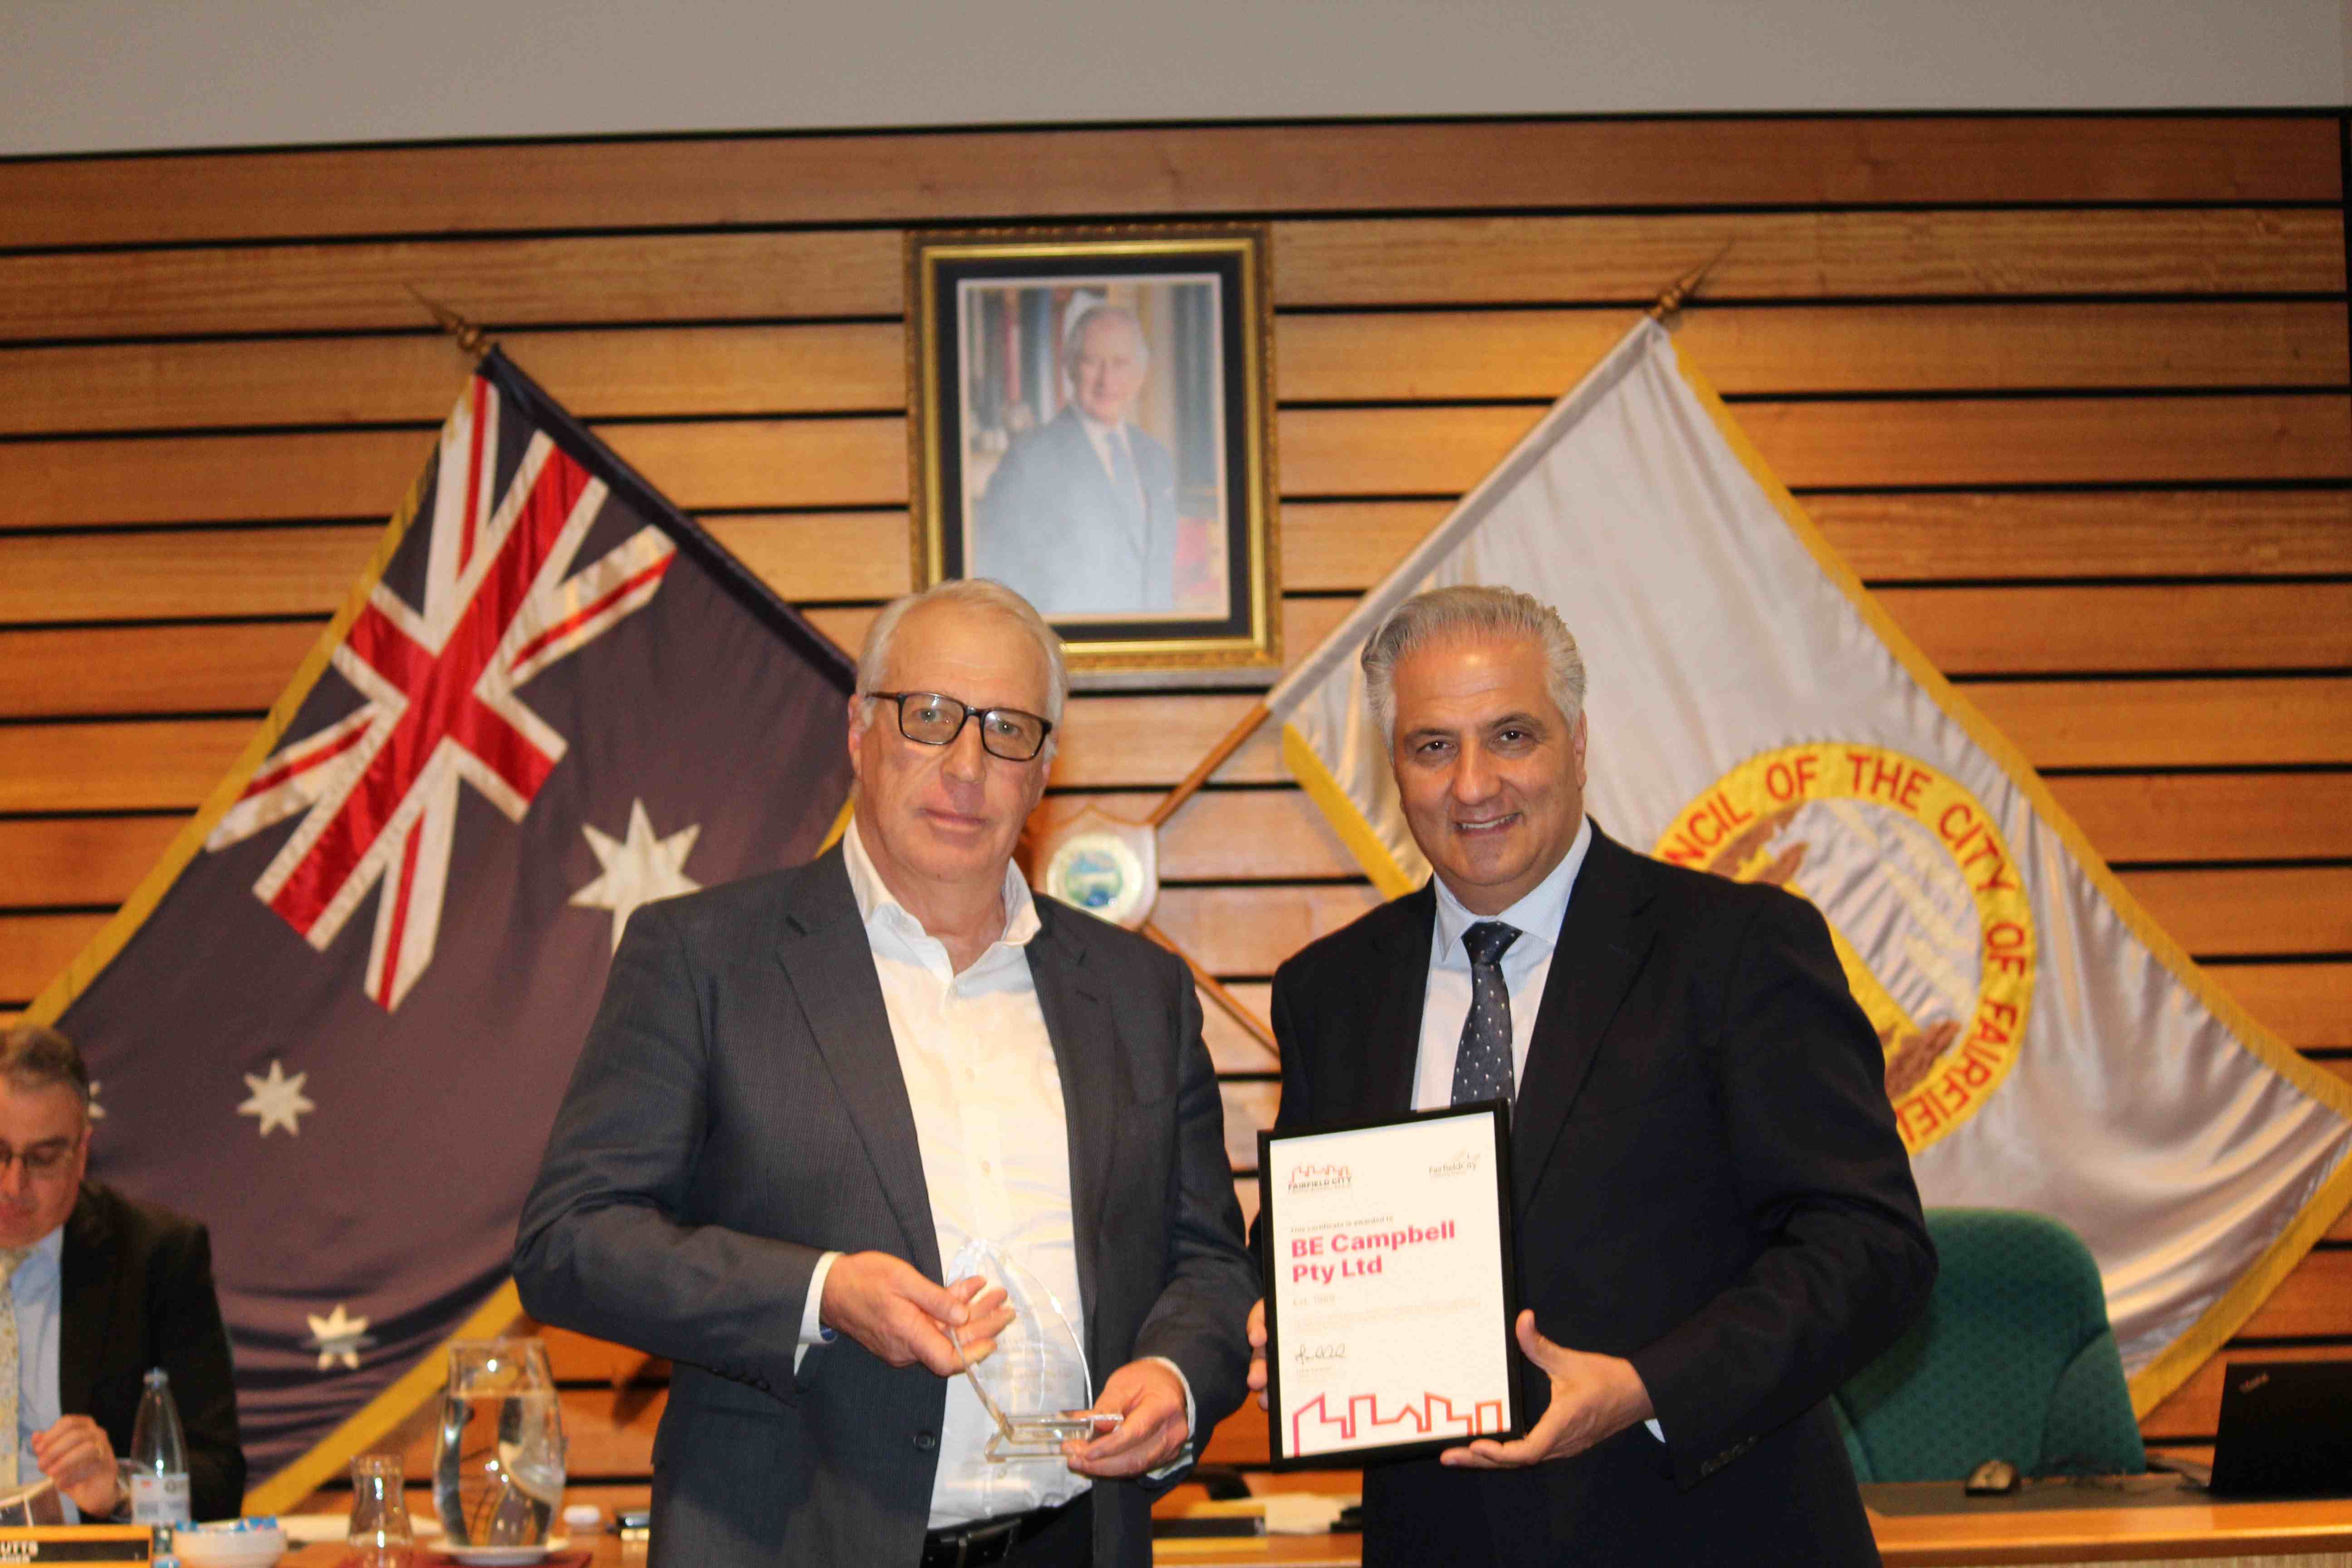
[
  {"xmin": 0, "ymin": 1476, "xmax": 65, "ymax": 1527},
  {"xmin": 946, "ymin": 1238, "xmax": 1120, "ymax": 1461}
]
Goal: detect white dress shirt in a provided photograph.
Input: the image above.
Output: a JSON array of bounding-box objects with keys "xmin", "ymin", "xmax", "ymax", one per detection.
[
  {"xmin": 1412, "ymin": 818, "xmax": 1592, "ymax": 1111},
  {"xmin": 1412, "ymin": 818, "xmax": 1663, "ymax": 1440},
  {"xmin": 797, "ymin": 822, "xmax": 1190, "ymax": 1526},
  {"xmin": 1076, "ymin": 412, "xmax": 1146, "ymax": 510}
]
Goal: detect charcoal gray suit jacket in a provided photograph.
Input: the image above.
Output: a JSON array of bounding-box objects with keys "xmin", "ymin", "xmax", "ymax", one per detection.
[{"xmin": 514, "ymin": 845, "xmax": 1256, "ymax": 1568}]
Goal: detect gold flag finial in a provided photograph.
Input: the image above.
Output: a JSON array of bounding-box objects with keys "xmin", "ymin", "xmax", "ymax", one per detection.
[
  {"xmin": 405, "ymin": 285, "xmax": 492, "ymax": 358},
  {"xmin": 1647, "ymin": 240, "xmax": 1735, "ymax": 322}
]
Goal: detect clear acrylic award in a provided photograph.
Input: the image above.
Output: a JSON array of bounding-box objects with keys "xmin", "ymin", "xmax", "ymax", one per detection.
[{"xmin": 946, "ymin": 1238, "xmax": 1120, "ymax": 1461}]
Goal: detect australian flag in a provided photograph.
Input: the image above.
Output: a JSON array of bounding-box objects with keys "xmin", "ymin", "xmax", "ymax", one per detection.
[{"xmin": 32, "ymin": 352, "xmax": 855, "ymax": 1494}]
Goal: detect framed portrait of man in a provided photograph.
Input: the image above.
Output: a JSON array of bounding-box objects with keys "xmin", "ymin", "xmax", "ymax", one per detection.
[{"xmin": 906, "ymin": 225, "xmax": 1280, "ymax": 679}]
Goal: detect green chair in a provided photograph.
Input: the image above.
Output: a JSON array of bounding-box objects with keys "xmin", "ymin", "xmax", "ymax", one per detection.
[{"xmin": 1832, "ymin": 1207, "xmax": 2146, "ymax": 1482}]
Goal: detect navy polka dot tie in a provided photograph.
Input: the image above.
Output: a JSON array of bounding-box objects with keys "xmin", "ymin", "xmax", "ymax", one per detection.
[{"xmin": 1450, "ymin": 920, "xmax": 1521, "ymax": 1106}]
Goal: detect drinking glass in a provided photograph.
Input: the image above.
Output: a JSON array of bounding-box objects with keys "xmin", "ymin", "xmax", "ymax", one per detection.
[{"xmin": 348, "ymin": 1453, "xmax": 414, "ymax": 1567}]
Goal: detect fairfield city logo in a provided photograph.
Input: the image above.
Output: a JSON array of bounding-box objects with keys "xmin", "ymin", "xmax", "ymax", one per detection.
[
  {"xmin": 1657, "ymin": 742, "xmax": 2036, "ymax": 1154},
  {"xmin": 1286, "ymin": 1162, "xmax": 1351, "ymax": 1192},
  {"xmin": 1429, "ymin": 1149, "xmax": 1482, "ymax": 1178}
]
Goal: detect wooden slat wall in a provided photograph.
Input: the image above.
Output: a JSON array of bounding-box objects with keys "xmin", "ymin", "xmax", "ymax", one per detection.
[{"xmin": 4, "ymin": 115, "xmax": 2346, "ymax": 1507}]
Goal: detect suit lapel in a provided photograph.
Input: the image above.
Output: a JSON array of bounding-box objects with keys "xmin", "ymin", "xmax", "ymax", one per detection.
[
  {"xmin": 1370, "ymin": 887, "xmax": 1439, "ymax": 1118},
  {"xmin": 1510, "ymin": 828, "xmax": 1660, "ymax": 1215},
  {"xmin": 776, "ymin": 851, "xmax": 944, "ymax": 1281},
  {"xmin": 1027, "ymin": 905, "xmax": 1124, "ymax": 1340},
  {"xmin": 57, "ymin": 1189, "xmax": 113, "ymax": 1416}
]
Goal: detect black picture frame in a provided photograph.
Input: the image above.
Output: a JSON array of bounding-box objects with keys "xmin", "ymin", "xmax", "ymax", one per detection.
[
  {"xmin": 1258, "ymin": 1100, "xmax": 1524, "ymax": 1469},
  {"xmin": 907, "ymin": 225, "xmax": 1280, "ymax": 681}
]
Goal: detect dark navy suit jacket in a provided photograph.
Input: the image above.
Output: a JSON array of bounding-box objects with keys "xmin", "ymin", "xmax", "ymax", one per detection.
[
  {"xmin": 1261, "ymin": 827, "xmax": 1934, "ymax": 1568},
  {"xmin": 64, "ymin": 1183, "xmax": 245, "ymax": 1522}
]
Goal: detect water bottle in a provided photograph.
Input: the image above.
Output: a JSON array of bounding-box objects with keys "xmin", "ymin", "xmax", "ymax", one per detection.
[{"xmin": 128, "ymin": 1367, "xmax": 192, "ymax": 1537}]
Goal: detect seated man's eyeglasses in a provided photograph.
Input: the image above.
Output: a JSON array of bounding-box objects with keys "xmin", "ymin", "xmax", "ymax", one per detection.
[
  {"xmin": 0, "ymin": 1140, "xmax": 79, "ymax": 1178},
  {"xmin": 867, "ymin": 691, "xmax": 1054, "ymax": 763}
]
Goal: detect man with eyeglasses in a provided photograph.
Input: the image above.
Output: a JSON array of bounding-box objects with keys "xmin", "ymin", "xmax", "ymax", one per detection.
[
  {"xmin": 0, "ymin": 1024, "xmax": 244, "ymax": 1522},
  {"xmin": 519, "ymin": 578, "xmax": 1256, "ymax": 1568}
]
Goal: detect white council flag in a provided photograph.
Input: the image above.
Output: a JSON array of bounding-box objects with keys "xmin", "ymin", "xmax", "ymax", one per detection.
[{"xmin": 1268, "ymin": 317, "xmax": 2352, "ymax": 1411}]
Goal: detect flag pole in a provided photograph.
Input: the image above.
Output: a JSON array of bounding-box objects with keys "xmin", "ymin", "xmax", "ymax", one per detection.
[
  {"xmin": 406, "ymin": 285, "xmax": 495, "ymax": 358},
  {"xmin": 1135, "ymin": 251, "xmax": 1730, "ymax": 836},
  {"xmin": 1143, "ymin": 921, "xmax": 1278, "ymax": 1052},
  {"xmin": 1645, "ymin": 239, "xmax": 1733, "ymax": 323},
  {"xmin": 1144, "ymin": 700, "xmax": 1270, "ymax": 828}
]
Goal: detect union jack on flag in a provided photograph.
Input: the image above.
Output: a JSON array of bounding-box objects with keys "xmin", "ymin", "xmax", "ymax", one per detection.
[
  {"xmin": 29, "ymin": 352, "xmax": 856, "ymax": 1498},
  {"xmin": 206, "ymin": 379, "xmax": 679, "ymax": 1010}
]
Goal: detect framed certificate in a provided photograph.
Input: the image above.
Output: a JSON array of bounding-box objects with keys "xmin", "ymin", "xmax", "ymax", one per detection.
[{"xmin": 1258, "ymin": 1102, "xmax": 1523, "ymax": 1467}]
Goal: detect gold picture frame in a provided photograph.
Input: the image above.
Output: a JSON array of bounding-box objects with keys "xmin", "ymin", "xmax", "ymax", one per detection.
[{"xmin": 907, "ymin": 224, "xmax": 1280, "ymax": 681}]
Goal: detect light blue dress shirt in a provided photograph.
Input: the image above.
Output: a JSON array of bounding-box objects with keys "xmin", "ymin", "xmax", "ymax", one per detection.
[{"xmin": 9, "ymin": 1226, "xmax": 71, "ymax": 1519}]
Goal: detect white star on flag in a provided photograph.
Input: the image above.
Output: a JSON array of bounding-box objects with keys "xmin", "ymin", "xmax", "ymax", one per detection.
[
  {"xmin": 238, "ymin": 1060, "xmax": 315, "ymax": 1137},
  {"xmin": 304, "ymin": 1303, "xmax": 374, "ymax": 1371},
  {"xmin": 570, "ymin": 799, "xmax": 702, "ymax": 952}
]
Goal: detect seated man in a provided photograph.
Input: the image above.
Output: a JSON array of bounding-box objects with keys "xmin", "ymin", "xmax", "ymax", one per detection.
[{"xmin": 0, "ymin": 1023, "xmax": 243, "ymax": 1521}]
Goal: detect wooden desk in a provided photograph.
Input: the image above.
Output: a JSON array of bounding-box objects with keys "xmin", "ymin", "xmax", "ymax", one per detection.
[
  {"xmin": 273, "ymin": 1542, "xmax": 1363, "ymax": 1567},
  {"xmin": 269, "ymin": 1495, "xmax": 2352, "ymax": 1568},
  {"xmin": 1868, "ymin": 1491, "xmax": 2352, "ymax": 1567},
  {"xmin": 1145, "ymin": 1490, "xmax": 2352, "ymax": 1568},
  {"xmin": 272, "ymin": 1539, "xmax": 1362, "ymax": 1566}
]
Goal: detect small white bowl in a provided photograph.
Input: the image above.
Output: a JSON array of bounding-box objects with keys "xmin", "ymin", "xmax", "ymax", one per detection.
[{"xmin": 170, "ymin": 1524, "xmax": 289, "ymax": 1567}]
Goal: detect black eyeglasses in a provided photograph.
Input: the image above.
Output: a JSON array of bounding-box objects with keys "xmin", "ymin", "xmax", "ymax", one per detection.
[
  {"xmin": 0, "ymin": 1139, "xmax": 79, "ymax": 1179},
  {"xmin": 866, "ymin": 691, "xmax": 1054, "ymax": 762}
]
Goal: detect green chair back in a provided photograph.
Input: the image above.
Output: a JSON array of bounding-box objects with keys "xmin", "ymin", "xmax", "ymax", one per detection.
[{"xmin": 1833, "ymin": 1207, "xmax": 2145, "ymax": 1482}]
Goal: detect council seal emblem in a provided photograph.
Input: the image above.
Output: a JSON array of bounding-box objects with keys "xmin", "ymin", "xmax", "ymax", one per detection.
[
  {"xmin": 1655, "ymin": 744, "xmax": 2035, "ymax": 1152},
  {"xmin": 1033, "ymin": 805, "xmax": 1159, "ymax": 930}
]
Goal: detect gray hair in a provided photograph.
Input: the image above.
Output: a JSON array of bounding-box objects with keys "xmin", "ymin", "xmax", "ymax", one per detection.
[
  {"xmin": 0, "ymin": 1022, "xmax": 91, "ymax": 1112},
  {"xmin": 1062, "ymin": 303, "xmax": 1148, "ymax": 370},
  {"xmin": 1361, "ymin": 585, "xmax": 1587, "ymax": 740},
  {"xmin": 854, "ymin": 578, "xmax": 1070, "ymax": 750}
]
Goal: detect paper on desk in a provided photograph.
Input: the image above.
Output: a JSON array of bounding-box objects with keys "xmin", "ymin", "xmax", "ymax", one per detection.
[{"xmin": 1182, "ymin": 1494, "xmax": 1358, "ymax": 1535}]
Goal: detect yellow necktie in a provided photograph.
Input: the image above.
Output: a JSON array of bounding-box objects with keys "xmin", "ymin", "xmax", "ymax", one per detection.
[{"xmin": 0, "ymin": 1247, "xmax": 30, "ymax": 1490}]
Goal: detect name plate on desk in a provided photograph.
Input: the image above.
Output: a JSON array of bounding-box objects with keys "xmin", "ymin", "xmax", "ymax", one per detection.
[
  {"xmin": 1259, "ymin": 1102, "xmax": 1522, "ymax": 1467},
  {"xmin": 0, "ymin": 1526, "xmax": 153, "ymax": 1562}
]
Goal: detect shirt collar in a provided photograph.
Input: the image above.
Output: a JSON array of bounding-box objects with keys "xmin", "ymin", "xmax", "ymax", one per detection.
[
  {"xmin": 1432, "ymin": 816, "xmax": 1593, "ymax": 965},
  {"xmin": 11, "ymin": 1221, "xmax": 64, "ymax": 1277},
  {"xmin": 844, "ymin": 817, "xmax": 1042, "ymax": 951}
]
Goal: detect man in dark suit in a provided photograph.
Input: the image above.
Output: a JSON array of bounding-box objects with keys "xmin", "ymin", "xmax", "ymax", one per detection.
[
  {"xmin": 0, "ymin": 1024, "xmax": 243, "ymax": 1523},
  {"xmin": 516, "ymin": 579, "xmax": 1256, "ymax": 1568},
  {"xmin": 972, "ymin": 305, "xmax": 1180, "ymax": 618},
  {"xmin": 1247, "ymin": 586, "xmax": 1934, "ymax": 1567}
]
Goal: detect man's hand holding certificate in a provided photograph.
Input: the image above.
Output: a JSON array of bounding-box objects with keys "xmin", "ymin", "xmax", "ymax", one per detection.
[{"xmin": 1438, "ymin": 1313, "xmax": 1653, "ymax": 1468}]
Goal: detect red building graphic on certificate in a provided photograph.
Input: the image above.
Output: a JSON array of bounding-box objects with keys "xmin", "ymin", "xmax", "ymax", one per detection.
[{"xmin": 1291, "ymin": 1391, "xmax": 1508, "ymax": 1455}]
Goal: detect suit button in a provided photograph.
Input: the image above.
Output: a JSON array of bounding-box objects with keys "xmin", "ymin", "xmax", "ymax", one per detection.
[{"xmin": 913, "ymin": 1431, "xmax": 938, "ymax": 1451}]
